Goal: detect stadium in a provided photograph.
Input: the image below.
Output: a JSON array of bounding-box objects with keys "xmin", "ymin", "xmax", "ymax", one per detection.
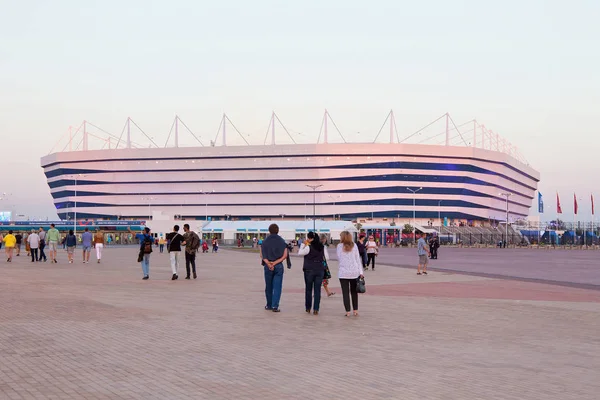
[{"xmin": 40, "ymin": 112, "xmax": 540, "ymax": 231}]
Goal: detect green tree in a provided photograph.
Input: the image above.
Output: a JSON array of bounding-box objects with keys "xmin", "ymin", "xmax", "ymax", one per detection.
[{"xmin": 402, "ymin": 224, "xmax": 413, "ymax": 234}]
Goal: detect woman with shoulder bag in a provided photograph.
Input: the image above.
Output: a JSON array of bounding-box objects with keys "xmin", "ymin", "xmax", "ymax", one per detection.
[
  {"xmin": 298, "ymin": 231, "xmax": 328, "ymax": 315},
  {"xmin": 366, "ymin": 235, "xmax": 378, "ymax": 271},
  {"xmin": 337, "ymin": 231, "xmax": 364, "ymax": 317}
]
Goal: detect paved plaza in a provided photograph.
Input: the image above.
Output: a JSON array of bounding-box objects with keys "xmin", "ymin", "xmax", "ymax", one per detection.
[
  {"xmin": 0, "ymin": 246, "xmax": 599, "ymax": 399},
  {"xmin": 360, "ymin": 247, "xmax": 600, "ymax": 288}
]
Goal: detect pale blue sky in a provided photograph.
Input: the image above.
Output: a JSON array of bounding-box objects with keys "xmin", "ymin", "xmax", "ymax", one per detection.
[{"xmin": 1, "ymin": 0, "xmax": 598, "ymax": 219}]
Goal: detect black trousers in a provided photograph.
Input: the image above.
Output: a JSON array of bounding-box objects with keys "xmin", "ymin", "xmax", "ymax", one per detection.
[
  {"xmin": 39, "ymin": 243, "xmax": 47, "ymax": 260},
  {"xmin": 304, "ymin": 270, "xmax": 324, "ymax": 312},
  {"xmin": 339, "ymin": 278, "xmax": 359, "ymax": 312},
  {"xmin": 431, "ymin": 247, "xmax": 438, "ymax": 259},
  {"xmin": 31, "ymin": 248, "xmax": 39, "ymax": 262},
  {"xmin": 185, "ymin": 252, "xmax": 196, "ymax": 277},
  {"xmin": 367, "ymin": 253, "xmax": 376, "ymax": 269}
]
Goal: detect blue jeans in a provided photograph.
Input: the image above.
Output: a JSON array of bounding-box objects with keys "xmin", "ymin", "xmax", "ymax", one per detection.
[
  {"xmin": 141, "ymin": 254, "xmax": 150, "ymax": 277},
  {"xmin": 304, "ymin": 269, "xmax": 324, "ymax": 312},
  {"xmin": 264, "ymin": 264, "xmax": 284, "ymax": 309},
  {"xmin": 360, "ymin": 252, "xmax": 367, "ymax": 267}
]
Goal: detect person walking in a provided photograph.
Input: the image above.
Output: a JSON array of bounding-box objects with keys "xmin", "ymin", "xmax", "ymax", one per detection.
[
  {"xmin": 320, "ymin": 234, "xmax": 335, "ymax": 297},
  {"xmin": 430, "ymin": 235, "xmax": 439, "ymax": 259},
  {"xmin": 3, "ymin": 230, "xmax": 16, "ymax": 262},
  {"xmin": 129, "ymin": 226, "xmax": 153, "ymax": 280},
  {"xmin": 81, "ymin": 227, "xmax": 93, "ymax": 264},
  {"xmin": 366, "ymin": 234, "xmax": 378, "ymax": 271},
  {"xmin": 337, "ymin": 231, "xmax": 364, "ymax": 317},
  {"xmin": 417, "ymin": 232, "xmax": 431, "ymax": 275},
  {"xmin": 166, "ymin": 225, "xmax": 184, "ymax": 280},
  {"xmin": 65, "ymin": 230, "xmax": 77, "ymax": 263},
  {"xmin": 46, "ymin": 223, "xmax": 60, "ymax": 263},
  {"xmin": 38, "ymin": 228, "xmax": 47, "ymax": 262},
  {"xmin": 27, "ymin": 229, "xmax": 40, "ymax": 262},
  {"xmin": 356, "ymin": 233, "xmax": 367, "ymax": 270},
  {"xmin": 93, "ymin": 230, "xmax": 104, "ymax": 263},
  {"xmin": 261, "ymin": 224, "xmax": 289, "ymax": 313},
  {"xmin": 158, "ymin": 236, "xmax": 166, "ymax": 253},
  {"xmin": 24, "ymin": 232, "xmax": 30, "ymax": 257},
  {"xmin": 182, "ymin": 224, "xmax": 200, "ymax": 280},
  {"xmin": 15, "ymin": 232, "xmax": 22, "ymax": 257},
  {"xmin": 298, "ymin": 231, "xmax": 328, "ymax": 315},
  {"xmin": 212, "ymin": 237, "xmax": 219, "ymax": 253}
]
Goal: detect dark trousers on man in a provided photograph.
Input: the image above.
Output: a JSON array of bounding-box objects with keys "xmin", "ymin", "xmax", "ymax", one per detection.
[
  {"xmin": 304, "ymin": 269, "xmax": 324, "ymax": 312},
  {"xmin": 39, "ymin": 243, "xmax": 47, "ymax": 261},
  {"xmin": 264, "ymin": 264, "xmax": 284, "ymax": 310},
  {"xmin": 339, "ymin": 278, "xmax": 359, "ymax": 312},
  {"xmin": 185, "ymin": 252, "xmax": 197, "ymax": 278},
  {"xmin": 31, "ymin": 248, "xmax": 39, "ymax": 262},
  {"xmin": 430, "ymin": 247, "xmax": 438, "ymax": 259}
]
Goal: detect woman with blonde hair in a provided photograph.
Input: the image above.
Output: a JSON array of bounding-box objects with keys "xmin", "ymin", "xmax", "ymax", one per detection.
[{"xmin": 336, "ymin": 231, "xmax": 364, "ymax": 317}]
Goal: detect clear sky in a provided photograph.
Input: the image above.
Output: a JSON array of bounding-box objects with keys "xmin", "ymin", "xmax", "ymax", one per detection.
[{"xmin": 1, "ymin": 0, "xmax": 598, "ymax": 220}]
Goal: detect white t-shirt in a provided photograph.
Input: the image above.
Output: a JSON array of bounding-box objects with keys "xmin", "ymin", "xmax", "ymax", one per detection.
[
  {"xmin": 27, "ymin": 233, "xmax": 40, "ymax": 248},
  {"xmin": 366, "ymin": 240, "xmax": 378, "ymax": 254},
  {"xmin": 336, "ymin": 243, "xmax": 364, "ymax": 279}
]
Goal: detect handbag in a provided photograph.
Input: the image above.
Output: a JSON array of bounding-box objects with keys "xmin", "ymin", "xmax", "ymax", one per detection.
[
  {"xmin": 322, "ymin": 259, "xmax": 332, "ymax": 280},
  {"xmin": 357, "ymin": 276, "xmax": 366, "ymax": 294}
]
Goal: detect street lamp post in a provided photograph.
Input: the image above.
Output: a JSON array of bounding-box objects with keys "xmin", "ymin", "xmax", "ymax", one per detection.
[
  {"xmin": 328, "ymin": 195, "xmax": 342, "ymax": 220},
  {"xmin": 438, "ymin": 200, "xmax": 442, "ymax": 227},
  {"xmin": 306, "ymin": 184, "xmax": 323, "ymax": 231},
  {"xmin": 68, "ymin": 174, "xmax": 86, "ymax": 235},
  {"xmin": 200, "ymin": 190, "xmax": 215, "ymax": 222},
  {"xmin": 499, "ymin": 192, "xmax": 512, "ymax": 247},
  {"xmin": 406, "ymin": 187, "xmax": 423, "ymax": 244}
]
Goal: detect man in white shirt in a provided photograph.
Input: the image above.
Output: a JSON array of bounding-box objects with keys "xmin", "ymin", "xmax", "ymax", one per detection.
[
  {"xmin": 38, "ymin": 228, "xmax": 47, "ymax": 262},
  {"xmin": 27, "ymin": 229, "xmax": 40, "ymax": 262}
]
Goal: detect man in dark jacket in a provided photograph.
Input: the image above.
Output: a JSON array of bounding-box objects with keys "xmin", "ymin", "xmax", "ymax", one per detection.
[
  {"xmin": 182, "ymin": 224, "xmax": 200, "ymax": 280},
  {"xmin": 429, "ymin": 235, "xmax": 440, "ymax": 259},
  {"xmin": 260, "ymin": 224, "xmax": 288, "ymax": 313}
]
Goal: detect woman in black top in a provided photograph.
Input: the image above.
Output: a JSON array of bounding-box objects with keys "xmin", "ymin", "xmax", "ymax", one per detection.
[
  {"xmin": 298, "ymin": 231, "xmax": 329, "ymax": 315},
  {"xmin": 356, "ymin": 234, "xmax": 367, "ymax": 269}
]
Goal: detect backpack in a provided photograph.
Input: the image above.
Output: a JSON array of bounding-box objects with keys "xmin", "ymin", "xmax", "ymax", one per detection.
[{"xmin": 143, "ymin": 237, "xmax": 153, "ymax": 254}]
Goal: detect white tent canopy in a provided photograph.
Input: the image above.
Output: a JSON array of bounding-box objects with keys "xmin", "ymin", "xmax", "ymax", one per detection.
[{"xmin": 201, "ymin": 220, "xmax": 357, "ymax": 241}]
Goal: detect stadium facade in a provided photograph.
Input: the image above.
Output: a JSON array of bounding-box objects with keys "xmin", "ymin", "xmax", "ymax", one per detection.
[{"xmin": 40, "ymin": 141, "xmax": 540, "ymax": 225}]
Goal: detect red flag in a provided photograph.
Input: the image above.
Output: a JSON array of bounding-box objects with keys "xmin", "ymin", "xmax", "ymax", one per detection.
[
  {"xmin": 556, "ymin": 193, "xmax": 562, "ymax": 214},
  {"xmin": 574, "ymin": 193, "xmax": 578, "ymax": 215},
  {"xmin": 592, "ymin": 194, "xmax": 595, "ymax": 216}
]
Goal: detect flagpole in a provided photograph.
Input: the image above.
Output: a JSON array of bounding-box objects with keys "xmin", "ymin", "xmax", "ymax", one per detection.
[
  {"xmin": 556, "ymin": 192, "xmax": 561, "ymax": 247},
  {"xmin": 584, "ymin": 213, "xmax": 587, "ymax": 249},
  {"xmin": 591, "ymin": 194, "xmax": 595, "ymax": 248},
  {"xmin": 573, "ymin": 193, "xmax": 577, "ymax": 246}
]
